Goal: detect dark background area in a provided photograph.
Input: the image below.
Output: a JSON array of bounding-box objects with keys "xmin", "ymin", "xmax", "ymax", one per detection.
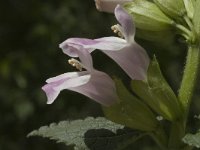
[
  {"xmin": 0, "ymin": 0, "xmax": 200, "ymax": 150},
  {"xmin": 0, "ymin": 0, "xmax": 115, "ymax": 149}
]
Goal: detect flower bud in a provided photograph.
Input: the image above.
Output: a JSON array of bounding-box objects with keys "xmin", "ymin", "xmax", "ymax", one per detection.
[
  {"xmin": 124, "ymin": 0, "xmax": 174, "ymax": 32},
  {"xmin": 153, "ymin": 0, "xmax": 185, "ymax": 20},
  {"xmin": 94, "ymin": 0, "xmax": 131, "ymax": 13}
]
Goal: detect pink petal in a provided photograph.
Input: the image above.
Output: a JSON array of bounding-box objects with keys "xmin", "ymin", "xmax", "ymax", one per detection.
[
  {"xmin": 59, "ymin": 38, "xmax": 95, "ymax": 57},
  {"xmin": 61, "ymin": 37, "xmax": 126, "ymax": 52},
  {"xmin": 76, "ymin": 48, "xmax": 93, "ymax": 71},
  {"xmin": 102, "ymin": 43, "xmax": 149, "ymax": 80},
  {"xmin": 42, "ymin": 70, "xmax": 118, "ymax": 106},
  {"xmin": 59, "ymin": 41, "xmax": 94, "ymax": 70},
  {"xmin": 54, "ymin": 73, "xmax": 91, "ymax": 91},
  {"xmin": 94, "ymin": 37, "xmax": 127, "ymax": 50},
  {"xmin": 69, "ymin": 70, "xmax": 118, "ymax": 106},
  {"xmin": 72, "ymin": 37, "xmax": 149, "ymax": 80},
  {"xmin": 115, "ymin": 5, "xmax": 135, "ymax": 42},
  {"xmin": 42, "ymin": 83, "xmax": 60, "ymax": 104},
  {"xmin": 60, "ymin": 37, "xmax": 149, "ymax": 80},
  {"xmin": 46, "ymin": 72, "xmax": 83, "ymax": 83},
  {"xmin": 42, "ymin": 71, "xmax": 90, "ymax": 104}
]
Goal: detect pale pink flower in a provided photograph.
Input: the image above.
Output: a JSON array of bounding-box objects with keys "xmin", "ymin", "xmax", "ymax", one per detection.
[
  {"xmin": 60, "ymin": 5, "xmax": 149, "ymax": 80},
  {"xmin": 42, "ymin": 46, "xmax": 118, "ymax": 106}
]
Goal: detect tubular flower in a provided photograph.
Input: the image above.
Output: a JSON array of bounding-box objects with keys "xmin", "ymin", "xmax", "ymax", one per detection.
[
  {"xmin": 42, "ymin": 46, "xmax": 118, "ymax": 106},
  {"xmin": 60, "ymin": 5, "xmax": 149, "ymax": 80},
  {"xmin": 95, "ymin": 0, "xmax": 132, "ymax": 13}
]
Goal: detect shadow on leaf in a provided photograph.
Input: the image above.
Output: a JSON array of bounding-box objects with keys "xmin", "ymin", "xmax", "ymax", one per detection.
[{"xmin": 84, "ymin": 128, "xmax": 138, "ymax": 150}]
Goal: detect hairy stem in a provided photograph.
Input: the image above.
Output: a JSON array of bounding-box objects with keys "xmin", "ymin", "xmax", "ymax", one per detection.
[{"xmin": 178, "ymin": 45, "xmax": 200, "ymax": 114}]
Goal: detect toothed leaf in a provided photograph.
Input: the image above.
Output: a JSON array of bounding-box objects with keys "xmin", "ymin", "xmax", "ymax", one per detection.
[
  {"xmin": 28, "ymin": 117, "xmax": 138, "ymax": 150},
  {"xmin": 183, "ymin": 131, "xmax": 200, "ymax": 148}
]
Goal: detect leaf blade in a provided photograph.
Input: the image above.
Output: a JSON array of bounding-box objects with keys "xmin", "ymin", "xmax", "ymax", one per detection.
[{"xmin": 28, "ymin": 117, "xmax": 139, "ymax": 150}]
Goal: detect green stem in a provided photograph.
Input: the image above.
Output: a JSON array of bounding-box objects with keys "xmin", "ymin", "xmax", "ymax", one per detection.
[
  {"xmin": 116, "ymin": 133, "xmax": 148, "ymax": 150},
  {"xmin": 178, "ymin": 45, "xmax": 200, "ymax": 114},
  {"xmin": 149, "ymin": 126, "xmax": 168, "ymax": 150},
  {"xmin": 168, "ymin": 120, "xmax": 185, "ymax": 149},
  {"xmin": 167, "ymin": 45, "xmax": 199, "ymax": 150},
  {"xmin": 167, "ymin": 45, "xmax": 200, "ymax": 150},
  {"xmin": 182, "ymin": 146, "xmax": 194, "ymax": 150}
]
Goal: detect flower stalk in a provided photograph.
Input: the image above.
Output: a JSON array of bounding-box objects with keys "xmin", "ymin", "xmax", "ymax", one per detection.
[{"xmin": 149, "ymin": 126, "xmax": 168, "ymax": 150}]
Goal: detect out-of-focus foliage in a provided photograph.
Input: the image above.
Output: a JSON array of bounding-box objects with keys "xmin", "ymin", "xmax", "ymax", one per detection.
[
  {"xmin": 0, "ymin": 0, "xmax": 200, "ymax": 150},
  {"xmin": 0, "ymin": 0, "xmax": 114, "ymax": 150}
]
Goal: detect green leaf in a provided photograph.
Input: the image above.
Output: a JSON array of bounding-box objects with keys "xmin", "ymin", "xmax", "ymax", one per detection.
[
  {"xmin": 131, "ymin": 57, "xmax": 182, "ymax": 121},
  {"xmin": 182, "ymin": 131, "xmax": 200, "ymax": 148},
  {"xmin": 103, "ymin": 78, "xmax": 158, "ymax": 131},
  {"xmin": 28, "ymin": 117, "xmax": 138, "ymax": 150}
]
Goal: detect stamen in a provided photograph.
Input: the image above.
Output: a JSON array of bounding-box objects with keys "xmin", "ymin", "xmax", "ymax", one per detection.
[
  {"xmin": 111, "ymin": 24, "xmax": 124, "ymax": 38},
  {"xmin": 68, "ymin": 58, "xmax": 83, "ymax": 71}
]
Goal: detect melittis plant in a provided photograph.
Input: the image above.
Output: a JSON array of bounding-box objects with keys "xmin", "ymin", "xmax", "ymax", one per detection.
[{"xmin": 28, "ymin": 0, "xmax": 200, "ymax": 149}]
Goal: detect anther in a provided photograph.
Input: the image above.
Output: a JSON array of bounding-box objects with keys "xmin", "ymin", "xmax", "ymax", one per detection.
[
  {"xmin": 68, "ymin": 58, "xmax": 83, "ymax": 71},
  {"xmin": 111, "ymin": 24, "xmax": 124, "ymax": 38}
]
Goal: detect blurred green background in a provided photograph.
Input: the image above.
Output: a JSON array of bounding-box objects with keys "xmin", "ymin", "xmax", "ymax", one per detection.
[{"xmin": 0, "ymin": 0, "xmax": 200, "ymax": 150}]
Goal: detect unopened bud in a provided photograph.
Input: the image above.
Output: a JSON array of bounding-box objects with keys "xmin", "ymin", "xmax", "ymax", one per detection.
[{"xmin": 95, "ymin": 0, "xmax": 131, "ymax": 13}]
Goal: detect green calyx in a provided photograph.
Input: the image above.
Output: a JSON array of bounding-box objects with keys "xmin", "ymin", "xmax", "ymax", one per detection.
[
  {"xmin": 193, "ymin": 0, "xmax": 200, "ymax": 41},
  {"xmin": 103, "ymin": 78, "xmax": 158, "ymax": 132},
  {"xmin": 131, "ymin": 57, "xmax": 182, "ymax": 121},
  {"xmin": 183, "ymin": 0, "xmax": 195, "ymax": 19},
  {"xmin": 124, "ymin": 0, "xmax": 174, "ymax": 32},
  {"xmin": 153, "ymin": 0, "xmax": 185, "ymax": 21}
]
